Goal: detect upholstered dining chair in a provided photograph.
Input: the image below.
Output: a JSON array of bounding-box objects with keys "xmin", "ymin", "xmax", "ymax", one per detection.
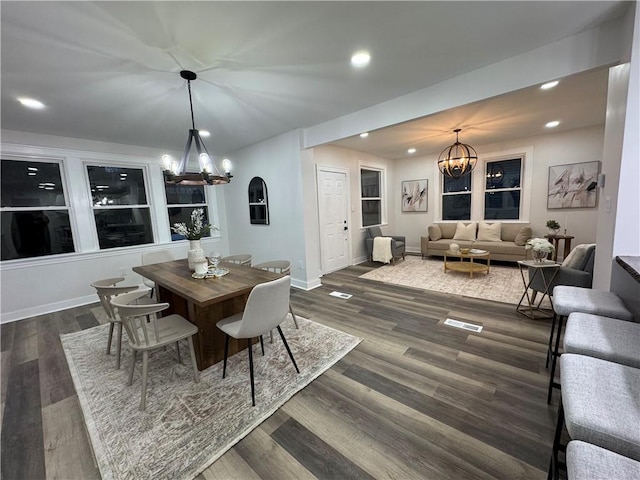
[
  {"xmin": 221, "ymin": 253, "xmax": 252, "ymax": 266},
  {"xmin": 141, "ymin": 250, "xmax": 174, "ymax": 299},
  {"xmin": 110, "ymin": 290, "xmax": 199, "ymax": 411},
  {"xmin": 90, "ymin": 277, "xmax": 152, "ymax": 369},
  {"xmin": 252, "ymin": 260, "xmax": 300, "ymax": 340},
  {"xmin": 216, "ymin": 276, "xmax": 300, "ymax": 406}
]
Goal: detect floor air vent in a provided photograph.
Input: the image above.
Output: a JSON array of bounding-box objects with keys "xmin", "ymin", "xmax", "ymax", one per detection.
[
  {"xmin": 444, "ymin": 318, "xmax": 483, "ymax": 333},
  {"xmin": 329, "ymin": 291, "xmax": 353, "ymax": 299}
]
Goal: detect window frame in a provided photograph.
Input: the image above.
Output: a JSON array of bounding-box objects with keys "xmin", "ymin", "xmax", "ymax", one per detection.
[
  {"xmin": 85, "ymin": 162, "xmax": 155, "ymax": 250},
  {"xmin": 0, "ymin": 155, "xmax": 76, "ymax": 261},
  {"xmin": 360, "ymin": 166, "xmax": 386, "ymax": 228},
  {"xmin": 164, "ymin": 183, "xmax": 212, "ymax": 240},
  {"xmin": 482, "ymin": 156, "xmax": 523, "ymax": 221},
  {"xmin": 441, "ymin": 173, "xmax": 473, "ymax": 221}
]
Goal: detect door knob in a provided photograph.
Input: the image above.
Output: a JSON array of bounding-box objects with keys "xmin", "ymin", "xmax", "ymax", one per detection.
[{"xmin": 344, "ymin": 226, "xmax": 348, "ymax": 231}]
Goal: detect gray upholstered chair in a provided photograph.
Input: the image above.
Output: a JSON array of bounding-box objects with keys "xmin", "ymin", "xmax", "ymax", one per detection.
[
  {"xmin": 216, "ymin": 276, "xmax": 299, "ymax": 406},
  {"xmin": 528, "ymin": 244, "xmax": 595, "ymax": 303},
  {"xmin": 365, "ymin": 226, "xmax": 405, "ymax": 263},
  {"xmin": 111, "ymin": 290, "xmax": 199, "ymax": 411},
  {"xmin": 252, "ymin": 260, "xmax": 300, "ymax": 336}
]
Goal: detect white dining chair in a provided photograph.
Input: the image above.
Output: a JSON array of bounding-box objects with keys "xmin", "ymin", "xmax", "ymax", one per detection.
[
  {"xmin": 252, "ymin": 260, "xmax": 300, "ymax": 341},
  {"xmin": 111, "ymin": 290, "xmax": 200, "ymax": 411},
  {"xmin": 141, "ymin": 250, "xmax": 174, "ymax": 299},
  {"xmin": 221, "ymin": 254, "xmax": 252, "ymax": 266},
  {"xmin": 216, "ymin": 276, "xmax": 299, "ymax": 406},
  {"xmin": 90, "ymin": 277, "xmax": 152, "ymax": 369}
]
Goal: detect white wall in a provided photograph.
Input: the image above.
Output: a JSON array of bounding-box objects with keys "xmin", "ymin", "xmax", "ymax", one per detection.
[
  {"xmin": 222, "ymin": 130, "xmax": 312, "ymax": 289},
  {"xmin": 0, "ymin": 130, "xmax": 229, "ymax": 322}
]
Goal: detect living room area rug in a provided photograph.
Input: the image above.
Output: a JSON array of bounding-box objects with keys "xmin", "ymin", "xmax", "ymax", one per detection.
[
  {"xmin": 360, "ymin": 255, "xmax": 546, "ymax": 307},
  {"xmin": 61, "ymin": 313, "xmax": 361, "ymax": 480}
]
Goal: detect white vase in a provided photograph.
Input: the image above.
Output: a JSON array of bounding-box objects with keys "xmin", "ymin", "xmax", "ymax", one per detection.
[
  {"xmin": 187, "ymin": 239, "xmax": 206, "ymax": 271},
  {"xmin": 548, "ymin": 228, "xmax": 559, "ymax": 236}
]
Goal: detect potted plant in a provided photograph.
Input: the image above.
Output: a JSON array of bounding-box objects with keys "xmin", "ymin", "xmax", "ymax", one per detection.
[
  {"xmin": 526, "ymin": 238, "xmax": 555, "ymax": 262},
  {"xmin": 546, "ymin": 219, "xmax": 560, "ymax": 236},
  {"xmin": 172, "ymin": 208, "xmax": 218, "ymax": 270}
]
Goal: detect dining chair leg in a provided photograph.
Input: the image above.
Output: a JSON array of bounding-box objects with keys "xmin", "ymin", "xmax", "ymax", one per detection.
[
  {"xmin": 269, "ymin": 330, "xmax": 274, "ymax": 343},
  {"xmin": 547, "ymin": 315, "xmax": 564, "ymax": 404},
  {"xmin": 187, "ymin": 336, "xmax": 199, "ymax": 383},
  {"xmin": 115, "ymin": 322, "xmax": 123, "ymax": 370},
  {"xmin": 276, "ymin": 326, "xmax": 300, "ymax": 373},
  {"xmin": 248, "ymin": 338, "xmax": 255, "ymax": 406},
  {"xmin": 259, "ymin": 335, "xmax": 265, "ymax": 356},
  {"xmin": 175, "ymin": 341, "xmax": 181, "ymax": 364},
  {"xmin": 548, "ymin": 399, "xmax": 565, "ymax": 480},
  {"xmin": 106, "ymin": 322, "xmax": 115, "ymax": 354},
  {"xmin": 547, "ymin": 313, "xmax": 558, "ymax": 368},
  {"xmin": 222, "ymin": 334, "xmax": 229, "ymax": 379},
  {"xmin": 128, "ymin": 350, "xmax": 137, "ymax": 386},
  {"xmin": 140, "ymin": 350, "xmax": 149, "ymax": 411},
  {"xmin": 289, "ymin": 304, "xmax": 299, "ymax": 329}
]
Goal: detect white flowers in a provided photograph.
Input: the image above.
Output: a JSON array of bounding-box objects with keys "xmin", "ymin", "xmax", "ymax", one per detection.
[
  {"xmin": 525, "ymin": 238, "xmax": 555, "ymax": 253},
  {"xmin": 171, "ymin": 208, "xmax": 218, "ymax": 240}
]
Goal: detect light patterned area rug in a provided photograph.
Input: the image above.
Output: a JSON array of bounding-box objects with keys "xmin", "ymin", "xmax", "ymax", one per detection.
[
  {"xmin": 361, "ymin": 256, "xmax": 549, "ymax": 307},
  {"xmin": 61, "ymin": 314, "xmax": 361, "ymax": 480}
]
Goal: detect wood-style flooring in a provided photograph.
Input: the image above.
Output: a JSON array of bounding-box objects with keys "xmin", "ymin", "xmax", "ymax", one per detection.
[{"xmin": 1, "ymin": 260, "xmax": 560, "ymax": 480}]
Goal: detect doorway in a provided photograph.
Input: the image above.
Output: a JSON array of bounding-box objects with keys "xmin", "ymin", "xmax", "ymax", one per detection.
[{"xmin": 317, "ymin": 165, "xmax": 350, "ymax": 274}]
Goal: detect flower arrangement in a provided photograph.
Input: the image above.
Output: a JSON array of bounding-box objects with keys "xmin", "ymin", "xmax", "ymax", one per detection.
[
  {"xmin": 546, "ymin": 219, "xmax": 560, "ymax": 230},
  {"xmin": 171, "ymin": 208, "xmax": 217, "ymax": 240},
  {"xmin": 526, "ymin": 238, "xmax": 555, "ymax": 253}
]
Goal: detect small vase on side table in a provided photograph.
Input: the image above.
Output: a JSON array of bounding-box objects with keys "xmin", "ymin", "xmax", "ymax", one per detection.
[
  {"xmin": 187, "ymin": 239, "xmax": 206, "ymax": 271},
  {"xmin": 532, "ymin": 249, "xmax": 549, "ymax": 263}
]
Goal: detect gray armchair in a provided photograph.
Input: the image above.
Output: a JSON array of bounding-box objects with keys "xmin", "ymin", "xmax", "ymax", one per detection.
[
  {"xmin": 528, "ymin": 244, "xmax": 596, "ymax": 302},
  {"xmin": 365, "ymin": 226, "xmax": 406, "ymax": 263}
]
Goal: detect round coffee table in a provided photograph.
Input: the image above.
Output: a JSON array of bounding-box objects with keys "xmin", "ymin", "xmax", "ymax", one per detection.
[{"xmin": 443, "ymin": 249, "xmax": 491, "ymax": 278}]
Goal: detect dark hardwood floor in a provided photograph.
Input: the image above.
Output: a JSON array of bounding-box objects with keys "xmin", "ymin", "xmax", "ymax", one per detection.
[{"xmin": 1, "ymin": 261, "xmax": 560, "ymax": 479}]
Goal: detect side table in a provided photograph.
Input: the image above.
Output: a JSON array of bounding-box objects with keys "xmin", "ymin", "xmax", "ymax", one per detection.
[
  {"xmin": 545, "ymin": 234, "xmax": 574, "ymax": 262},
  {"xmin": 516, "ymin": 260, "xmax": 560, "ymax": 319}
]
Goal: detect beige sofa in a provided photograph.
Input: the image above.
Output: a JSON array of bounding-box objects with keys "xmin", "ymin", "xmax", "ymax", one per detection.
[{"xmin": 420, "ymin": 222, "xmax": 533, "ymax": 262}]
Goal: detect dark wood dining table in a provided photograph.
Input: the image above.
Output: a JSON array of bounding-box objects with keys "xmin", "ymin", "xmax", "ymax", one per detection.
[{"xmin": 132, "ymin": 259, "xmax": 281, "ymax": 370}]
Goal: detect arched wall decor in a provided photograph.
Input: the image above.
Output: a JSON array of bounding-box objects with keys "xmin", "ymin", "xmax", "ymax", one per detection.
[{"xmin": 248, "ymin": 177, "xmax": 269, "ymax": 225}]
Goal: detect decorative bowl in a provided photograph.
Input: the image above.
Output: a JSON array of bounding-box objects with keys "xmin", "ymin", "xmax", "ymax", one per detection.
[{"xmin": 460, "ymin": 248, "xmax": 470, "ymax": 254}]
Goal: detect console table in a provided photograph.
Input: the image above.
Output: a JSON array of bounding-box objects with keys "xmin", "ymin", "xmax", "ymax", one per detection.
[{"xmin": 545, "ymin": 234, "xmax": 574, "ymax": 262}]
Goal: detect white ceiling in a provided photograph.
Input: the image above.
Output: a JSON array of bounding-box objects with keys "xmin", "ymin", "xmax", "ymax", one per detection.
[{"xmin": 0, "ymin": 1, "xmax": 629, "ymax": 159}]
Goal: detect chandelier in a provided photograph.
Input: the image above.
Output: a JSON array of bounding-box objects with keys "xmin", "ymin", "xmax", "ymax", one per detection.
[
  {"xmin": 163, "ymin": 70, "xmax": 232, "ymax": 186},
  {"xmin": 437, "ymin": 129, "xmax": 477, "ymax": 178}
]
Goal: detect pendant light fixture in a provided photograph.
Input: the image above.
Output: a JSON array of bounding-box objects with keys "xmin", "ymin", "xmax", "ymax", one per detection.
[
  {"xmin": 163, "ymin": 70, "xmax": 232, "ymax": 186},
  {"xmin": 437, "ymin": 129, "xmax": 477, "ymax": 178}
]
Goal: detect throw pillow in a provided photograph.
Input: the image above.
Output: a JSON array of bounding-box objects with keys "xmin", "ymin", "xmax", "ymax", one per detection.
[
  {"xmin": 562, "ymin": 244, "xmax": 595, "ymax": 270},
  {"xmin": 477, "ymin": 222, "xmax": 502, "ymax": 242},
  {"xmin": 428, "ymin": 225, "xmax": 442, "ymax": 241},
  {"xmin": 514, "ymin": 226, "xmax": 532, "ymax": 246},
  {"xmin": 453, "ymin": 222, "xmax": 477, "ymax": 241}
]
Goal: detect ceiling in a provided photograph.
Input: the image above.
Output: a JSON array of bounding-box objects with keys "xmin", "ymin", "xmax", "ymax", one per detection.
[{"xmin": 0, "ymin": 1, "xmax": 629, "ymax": 160}]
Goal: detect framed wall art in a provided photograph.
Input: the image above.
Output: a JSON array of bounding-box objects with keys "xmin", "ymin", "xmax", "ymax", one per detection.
[
  {"xmin": 547, "ymin": 161, "xmax": 599, "ymax": 209},
  {"xmin": 401, "ymin": 179, "xmax": 427, "ymax": 212}
]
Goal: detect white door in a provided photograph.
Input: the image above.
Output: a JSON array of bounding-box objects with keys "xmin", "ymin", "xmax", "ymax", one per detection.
[{"xmin": 317, "ymin": 167, "xmax": 350, "ymax": 274}]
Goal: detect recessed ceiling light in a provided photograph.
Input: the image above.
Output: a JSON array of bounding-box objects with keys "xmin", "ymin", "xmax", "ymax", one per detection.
[
  {"xmin": 200, "ymin": 130, "xmax": 210, "ymax": 138},
  {"xmin": 545, "ymin": 120, "xmax": 560, "ymax": 128},
  {"xmin": 407, "ymin": 148, "xmax": 417, "ymax": 154},
  {"xmin": 360, "ymin": 132, "xmax": 369, "ymax": 138},
  {"xmin": 17, "ymin": 97, "xmax": 45, "ymax": 109},
  {"xmin": 351, "ymin": 51, "xmax": 371, "ymax": 68},
  {"xmin": 541, "ymin": 81, "xmax": 559, "ymax": 90}
]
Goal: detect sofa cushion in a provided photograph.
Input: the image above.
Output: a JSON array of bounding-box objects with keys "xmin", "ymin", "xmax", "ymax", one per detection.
[
  {"xmin": 513, "ymin": 226, "xmax": 532, "ymax": 246},
  {"xmin": 501, "ymin": 223, "xmax": 525, "ymax": 242},
  {"xmin": 562, "ymin": 244, "xmax": 596, "ymax": 270},
  {"xmin": 453, "ymin": 222, "xmax": 477, "ymax": 241},
  {"xmin": 438, "ymin": 223, "xmax": 457, "ymax": 239},
  {"xmin": 428, "ymin": 225, "xmax": 442, "ymax": 241},
  {"xmin": 472, "ymin": 241, "xmax": 524, "ymax": 255},
  {"xmin": 477, "ymin": 222, "xmax": 502, "ymax": 241}
]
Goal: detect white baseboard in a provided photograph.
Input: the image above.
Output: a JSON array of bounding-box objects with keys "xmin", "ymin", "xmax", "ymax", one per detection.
[{"xmin": 1, "ymin": 294, "xmax": 97, "ymax": 324}]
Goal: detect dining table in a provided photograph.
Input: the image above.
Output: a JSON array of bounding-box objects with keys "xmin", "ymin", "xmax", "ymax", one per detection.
[{"xmin": 132, "ymin": 259, "xmax": 281, "ymax": 370}]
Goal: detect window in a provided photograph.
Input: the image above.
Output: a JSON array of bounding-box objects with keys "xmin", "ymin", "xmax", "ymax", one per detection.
[
  {"xmin": 441, "ymin": 174, "xmax": 471, "ymax": 220},
  {"xmin": 248, "ymin": 177, "xmax": 269, "ymax": 225},
  {"xmin": 361, "ymin": 168, "xmax": 382, "ymax": 227},
  {"xmin": 484, "ymin": 157, "xmax": 522, "ymax": 220},
  {"xmin": 1, "ymin": 158, "xmax": 75, "ymax": 260},
  {"xmin": 87, "ymin": 165, "xmax": 153, "ymax": 249},
  {"xmin": 164, "ymin": 184, "xmax": 210, "ymax": 240}
]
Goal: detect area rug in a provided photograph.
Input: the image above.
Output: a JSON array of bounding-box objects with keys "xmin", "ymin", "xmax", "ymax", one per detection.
[
  {"xmin": 61, "ymin": 314, "xmax": 361, "ymax": 480},
  {"xmin": 360, "ymin": 256, "xmax": 548, "ymax": 307}
]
